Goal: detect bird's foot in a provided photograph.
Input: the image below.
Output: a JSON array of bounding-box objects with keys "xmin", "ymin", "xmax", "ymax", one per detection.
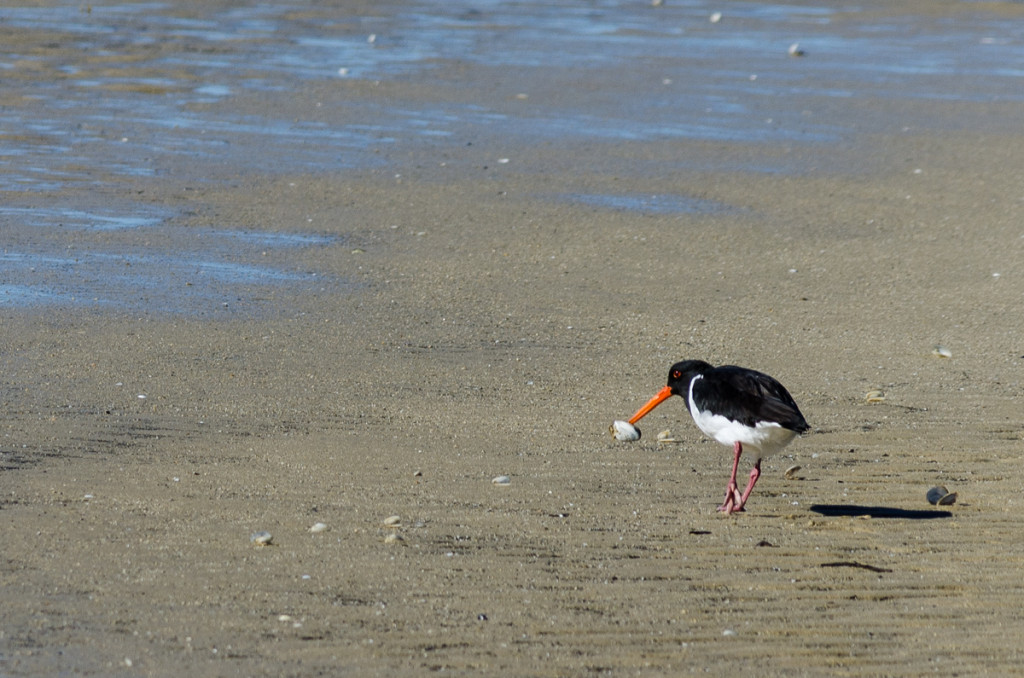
[
  {"xmin": 717, "ymin": 501, "xmax": 746, "ymax": 514},
  {"xmin": 717, "ymin": 484, "xmax": 745, "ymax": 514}
]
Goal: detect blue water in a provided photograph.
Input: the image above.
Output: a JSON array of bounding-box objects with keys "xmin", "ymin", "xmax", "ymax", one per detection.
[
  {"xmin": 2, "ymin": 0, "xmax": 1022, "ymax": 313},
  {"xmin": 1, "ymin": 208, "xmax": 338, "ymax": 314},
  {"xmin": 558, "ymin": 193, "xmax": 738, "ymax": 215}
]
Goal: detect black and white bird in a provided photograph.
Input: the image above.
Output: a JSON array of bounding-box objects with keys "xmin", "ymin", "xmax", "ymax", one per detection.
[{"xmin": 627, "ymin": 360, "xmax": 809, "ymax": 515}]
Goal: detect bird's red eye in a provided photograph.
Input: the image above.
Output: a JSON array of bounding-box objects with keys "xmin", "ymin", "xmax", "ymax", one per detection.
[{"xmin": 672, "ymin": 370, "xmax": 681, "ymax": 379}]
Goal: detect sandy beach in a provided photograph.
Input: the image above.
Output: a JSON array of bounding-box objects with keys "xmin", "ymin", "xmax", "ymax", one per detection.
[{"xmin": 5, "ymin": 1, "xmax": 1024, "ymax": 675}]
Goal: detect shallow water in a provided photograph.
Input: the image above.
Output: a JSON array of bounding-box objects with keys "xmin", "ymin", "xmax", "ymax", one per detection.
[
  {"xmin": 556, "ymin": 192, "xmax": 738, "ymax": 215},
  {"xmin": 1, "ymin": 213, "xmax": 337, "ymax": 314},
  {"xmin": 2, "ymin": 0, "xmax": 1023, "ymax": 312}
]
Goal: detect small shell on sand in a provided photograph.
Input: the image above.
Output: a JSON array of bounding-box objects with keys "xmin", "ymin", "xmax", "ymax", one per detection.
[
  {"xmin": 784, "ymin": 465, "xmax": 803, "ymax": 480},
  {"xmin": 309, "ymin": 522, "xmax": 329, "ymax": 533},
  {"xmin": 865, "ymin": 389, "xmax": 885, "ymax": 403},
  {"xmin": 926, "ymin": 486, "xmax": 957, "ymax": 506},
  {"xmin": 492, "ymin": 475, "xmax": 511, "ymax": 486},
  {"xmin": 932, "ymin": 345, "xmax": 953, "ymax": 358},
  {"xmin": 384, "ymin": 533, "xmax": 404, "ymax": 545},
  {"xmin": 610, "ymin": 420, "xmax": 641, "ymax": 442},
  {"xmin": 656, "ymin": 430, "xmax": 680, "ymax": 444},
  {"xmin": 250, "ymin": 531, "xmax": 273, "ymax": 546},
  {"xmin": 383, "ymin": 515, "xmax": 402, "ymax": 527}
]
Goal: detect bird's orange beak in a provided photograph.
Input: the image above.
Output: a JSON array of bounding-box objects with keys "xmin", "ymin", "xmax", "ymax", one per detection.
[{"xmin": 627, "ymin": 385, "xmax": 674, "ymax": 425}]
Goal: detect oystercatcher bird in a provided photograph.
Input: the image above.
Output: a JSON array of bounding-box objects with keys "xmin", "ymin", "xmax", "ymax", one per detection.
[{"xmin": 628, "ymin": 360, "xmax": 809, "ymax": 515}]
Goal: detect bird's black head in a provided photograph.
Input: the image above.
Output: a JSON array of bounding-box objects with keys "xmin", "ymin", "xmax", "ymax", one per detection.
[
  {"xmin": 666, "ymin": 360, "xmax": 714, "ymax": 394},
  {"xmin": 628, "ymin": 359, "xmax": 715, "ymax": 425}
]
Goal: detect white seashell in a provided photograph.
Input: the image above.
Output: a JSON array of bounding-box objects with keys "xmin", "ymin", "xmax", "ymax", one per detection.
[
  {"xmin": 784, "ymin": 465, "xmax": 803, "ymax": 480},
  {"xmin": 932, "ymin": 345, "xmax": 952, "ymax": 358},
  {"xmin": 492, "ymin": 475, "xmax": 511, "ymax": 486},
  {"xmin": 788, "ymin": 43, "xmax": 805, "ymax": 57},
  {"xmin": 383, "ymin": 515, "xmax": 402, "ymax": 527},
  {"xmin": 384, "ymin": 533, "xmax": 404, "ymax": 545},
  {"xmin": 865, "ymin": 389, "xmax": 885, "ymax": 403},
  {"xmin": 709, "ymin": 11, "xmax": 722, "ymax": 23},
  {"xmin": 309, "ymin": 522, "xmax": 328, "ymax": 533},
  {"xmin": 610, "ymin": 420, "xmax": 641, "ymax": 442},
  {"xmin": 250, "ymin": 531, "xmax": 273, "ymax": 546}
]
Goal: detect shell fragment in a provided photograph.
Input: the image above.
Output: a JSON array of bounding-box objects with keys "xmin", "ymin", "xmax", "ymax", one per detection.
[
  {"xmin": 250, "ymin": 531, "xmax": 273, "ymax": 546},
  {"xmin": 610, "ymin": 420, "xmax": 641, "ymax": 442},
  {"xmin": 656, "ymin": 430, "xmax": 680, "ymax": 444}
]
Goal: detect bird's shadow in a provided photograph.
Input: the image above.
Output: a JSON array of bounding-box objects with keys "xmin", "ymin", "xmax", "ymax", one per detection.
[{"xmin": 809, "ymin": 504, "xmax": 953, "ymax": 519}]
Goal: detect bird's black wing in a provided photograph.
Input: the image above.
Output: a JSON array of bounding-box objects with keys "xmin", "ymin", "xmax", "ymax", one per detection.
[{"xmin": 695, "ymin": 366, "xmax": 810, "ymax": 432}]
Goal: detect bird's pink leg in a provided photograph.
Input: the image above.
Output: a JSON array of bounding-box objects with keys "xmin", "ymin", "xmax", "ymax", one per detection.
[
  {"xmin": 718, "ymin": 441, "xmax": 745, "ymax": 514},
  {"xmin": 733, "ymin": 459, "xmax": 762, "ymax": 512}
]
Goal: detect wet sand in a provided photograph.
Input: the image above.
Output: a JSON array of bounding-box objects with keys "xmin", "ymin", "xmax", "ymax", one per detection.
[{"xmin": 6, "ymin": 2, "xmax": 1024, "ymax": 676}]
